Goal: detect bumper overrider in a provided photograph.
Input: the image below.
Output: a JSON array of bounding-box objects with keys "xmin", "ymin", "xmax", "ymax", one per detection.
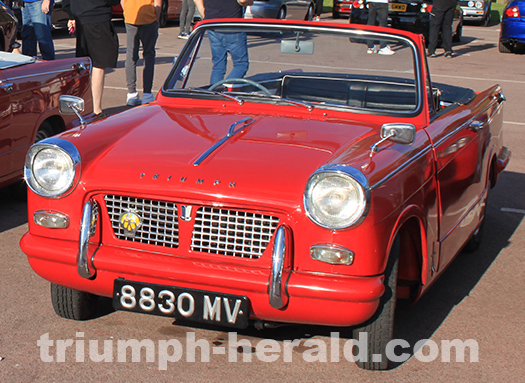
[{"xmin": 21, "ymin": 219, "xmax": 384, "ymax": 327}]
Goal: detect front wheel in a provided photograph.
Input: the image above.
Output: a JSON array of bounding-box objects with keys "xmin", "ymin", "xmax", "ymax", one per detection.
[
  {"xmin": 352, "ymin": 236, "xmax": 399, "ymax": 370},
  {"xmin": 51, "ymin": 283, "xmax": 99, "ymax": 320},
  {"xmin": 159, "ymin": 0, "xmax": 168, "ymax": 28}
]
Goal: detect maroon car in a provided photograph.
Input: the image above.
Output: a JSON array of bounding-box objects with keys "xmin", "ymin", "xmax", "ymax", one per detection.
[{"xmin": 0, "ymin": 51, "xmax": 92, "ymax": 191}]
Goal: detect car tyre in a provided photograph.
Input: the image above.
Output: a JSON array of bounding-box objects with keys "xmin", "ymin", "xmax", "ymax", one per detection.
[
  {"xmin": 452, "ymin": 21, "xmax": 462, "ymax": 43},
  {"xmin": 499, "ymin": 40, "xmax": 513, "ymax": 53},
  {"xmin": 463, "ymin": 180, "xmax": 489, "ymax": 252},
  {"xmin": 51, "ymin": 283, "xmax": 99, "ymax": 320},
  {"xmin": 352, "ymin": 236, "xmax": 399, "ymax": 370},
  {"xmin": 159, "ymin": 0, "xmax": 168, "ymax": 28},
  {"xmin": 34, "ymin": 120, "xmax": 54, "ymax": 143},
  {"xmin": 278, "ymin": 7, "xmax": 286, "ymax": 20},
  {"xmin": 305, "ymin": 4, "xmax": 314, "ymax": 20}
]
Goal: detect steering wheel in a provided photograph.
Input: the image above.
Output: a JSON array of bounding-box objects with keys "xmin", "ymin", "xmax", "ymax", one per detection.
[{"xmin": 209, "ymin": 78, "xmax": 272, "ymax": 96}]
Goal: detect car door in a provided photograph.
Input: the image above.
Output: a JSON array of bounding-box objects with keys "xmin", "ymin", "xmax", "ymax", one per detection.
[{"xmin": 424, "ymin": 96, "xmax": 495, "ymax": 270}]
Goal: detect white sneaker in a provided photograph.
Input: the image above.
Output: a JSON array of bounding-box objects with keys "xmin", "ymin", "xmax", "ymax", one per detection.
[
  {"xmin": 378, "ymin": 46, "xmax": 395, "ymax": 55},
  {"xmin": 126, "ymin": 92, "xmax": 141, "ymax": 106},
  {"xmin": 367, "ymin": 46, "xmax": 377, "ymax": 54},
  {"xmin": 141, "ymin": 93, "xmax": 155, "ymax": 104}
]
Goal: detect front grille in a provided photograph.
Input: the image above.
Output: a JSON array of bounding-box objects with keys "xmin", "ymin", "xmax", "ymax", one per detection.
[
  {"xmin": 191, "ymin": 207, "xmax": 279, "ymax": 259},
  {"xmin": 105, "ymin": 195, "xmax": 179, "ymax": 248}
]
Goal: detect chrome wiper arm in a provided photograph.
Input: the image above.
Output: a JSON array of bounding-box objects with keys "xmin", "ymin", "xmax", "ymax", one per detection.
[
  {"xmin": 279, "ymin": 97, "xmax": 314, "ymax": 111},
  {"xmin": 183, "ymin": 87, "xmax": 245, "ymax": 105},
  {"xmin": 193, "ymin": 117, "xmax": 256, "ymax": 166}
]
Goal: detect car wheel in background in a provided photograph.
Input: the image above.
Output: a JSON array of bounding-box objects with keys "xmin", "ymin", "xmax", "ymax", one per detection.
[
  {"xmin": 499, "ymin": 40, "xmax": 513, "ymax": 53},
  {"xmin": 34, "ymin": 120, "xmax": 54, "ymax": 143},
  {"xmin": 159, "ymin": 0, "xmax": 168, "ymax": 28},
  {"xmin": 453, "ymin": 21, "xmax": 462, "ymax": 42},
  {"xmin": 278, "ymin": 7, "xmax": 286, "ymax": 19},
  {"xmin": 305, "ymin": 4, "xmax": 314, "ymax": 20}
]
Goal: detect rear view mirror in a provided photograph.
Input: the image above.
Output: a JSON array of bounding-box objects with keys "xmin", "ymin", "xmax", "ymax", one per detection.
[{"xmin": 281, "ymin": 40, "xmax": 314, "ymax": 55}]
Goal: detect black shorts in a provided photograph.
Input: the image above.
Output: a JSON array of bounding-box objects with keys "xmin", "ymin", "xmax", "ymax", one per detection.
[{"xmin": 76, "ymin": 21, "xmax": 119, "ymax": 69}]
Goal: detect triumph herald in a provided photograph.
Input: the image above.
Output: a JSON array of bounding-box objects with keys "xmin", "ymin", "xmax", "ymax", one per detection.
[{"xmin": 21, "ymin": 19, "xmax": 509, "ymax": 370}]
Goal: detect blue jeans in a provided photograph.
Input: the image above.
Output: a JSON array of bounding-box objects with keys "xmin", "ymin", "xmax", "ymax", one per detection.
[
  {"xmin": 21, "ymin": 0, "xmax": 55, "ymax": 60},
  {"xmin": 208, "ymin": 31, "xmax": 249, "ymax": 84}
]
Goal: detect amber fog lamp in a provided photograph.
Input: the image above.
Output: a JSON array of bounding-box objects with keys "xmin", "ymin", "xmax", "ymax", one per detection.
[
  {"xmin": 34, "ymin": 210, "xmax": 69, "ymax": 229},
  {"xmin": 311, "ymin": 244, "xmax": 354, "ymax": 265}
]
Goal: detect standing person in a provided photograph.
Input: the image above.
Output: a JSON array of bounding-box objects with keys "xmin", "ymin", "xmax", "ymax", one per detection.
[
  {"xmin": 366, "ymin": 0, "xmax": 395, "ymax": 55},
  {"xmin": 179, "ymin": 0, "xmax": 195, "ymax": 39},
  {"xmin": 193, "ymin": 0, "xmax": 253, "ymax": 84},
  {"xmin": 21, "ymin": 0, "xmax": 55, "ymax": 60},
  {"xmin": 121, "ymin": 0, "xmax": 161, "ymax": 106},
  {"xmin": 427, "ymin": 0, "xmax": 457, "ymax": 58},
  {"xmin": 63, "ymin": 0, "xmax": 120, "ymax": 118},
  {"xmin": 313, "ymin": 0, "xmax": 323, "ymax": 21}
]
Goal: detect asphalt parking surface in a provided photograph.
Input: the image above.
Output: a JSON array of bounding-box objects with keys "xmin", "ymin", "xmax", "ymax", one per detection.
[{"xmin": 0, "ymin": 17, "xmax": 524, "ymax": 382}]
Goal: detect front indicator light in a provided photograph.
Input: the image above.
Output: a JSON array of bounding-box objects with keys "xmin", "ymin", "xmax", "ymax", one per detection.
[
  {"xmin": 34, "ymin": 210, "xmax": 70, "ymax": 229},
  {"xmin": 311, "ymin": 244, "xmax": 354, "ymax": 265}
]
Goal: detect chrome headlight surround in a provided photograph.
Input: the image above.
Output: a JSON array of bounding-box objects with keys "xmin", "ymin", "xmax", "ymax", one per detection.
[
  {"xmin": 304, "ymin": 165, "xmax": 370, "ymax": 230},
  {"xmin": 24, "ymin": 138, "xmax": 81, "ymax": 198}
]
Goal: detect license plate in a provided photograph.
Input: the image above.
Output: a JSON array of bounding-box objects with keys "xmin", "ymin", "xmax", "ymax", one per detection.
[
  {"xmin": 113, "ymin": 278, "xmax": 249, "ymax": 328},
  {"xmin": 389, "ymin": 3, "xmax": 407, "ymax": 12}
]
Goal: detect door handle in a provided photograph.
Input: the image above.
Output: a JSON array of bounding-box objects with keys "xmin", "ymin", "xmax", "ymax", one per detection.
[
  {"xmin": 0, "ymin": 83, "xmax": 13, "ymax": 93},
  {"xmin": 469, "ymin": 120, "xmax": 484, "ymax": 132}
]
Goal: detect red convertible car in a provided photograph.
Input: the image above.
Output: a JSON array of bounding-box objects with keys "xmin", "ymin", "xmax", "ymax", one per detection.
[
  {"xmin": 0, "ymin": 51, "xmax": 92, "ymax": 191},
  {"xmin": 21, "ymin": 19, "xmax": 509, "ymax": 370}
]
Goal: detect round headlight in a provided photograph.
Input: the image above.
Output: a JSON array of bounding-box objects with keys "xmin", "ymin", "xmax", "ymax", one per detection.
[
  {"xmin": 475, "ymin": 1, "xmax": 483, "ymax": 8},
  {"xmin": 25, "ymin": 138, "xmax": 80, "ymax": 198},
  {"xmin": 304, "ymin": 167, "xmax": 369, "ymax": 229},
  {"xmin": 468, "ymin": 1, "xmax": 474, "ymax": 7}
]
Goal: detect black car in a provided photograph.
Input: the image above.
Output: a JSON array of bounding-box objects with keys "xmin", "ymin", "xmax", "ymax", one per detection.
[
  {"xmin": 0, "ymin": 0, "xmax": 17, "ymax": 51},
  {"xmin": 349, "ymin": 0, "xmax": 463, "ymax": 44}
]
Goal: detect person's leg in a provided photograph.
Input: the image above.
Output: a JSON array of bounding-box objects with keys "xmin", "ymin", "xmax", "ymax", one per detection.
[
  {"xmin": 427, "ymin": 9, "xmax": 444, "ymax": 55},
  {"xmin": 139, "ymin": 22, "xmax": 158, "ymax": 94},
  {"xmin": 225, "ymin": 32, "xmax": 249, "ymax": 80},
  {"xmin": 441, "ymin": 6, "xmax": 455, "ymax": 53},
  {"xmin": 208, "ymin": 31, "xmax": 228, "ymax": 84},
  {"xmin": 21, "ymin": 2, "xmax": 37, "ymax": 57},
  {"xmin": 32, "ymin": 8, "xmax": 55, "ymax": 60},
  {"xmin": 184, "ymin": 0, "xmax": 195, "ymax": 34},
  {"xmin": 92, "ymin": 67, "xmax": 105, "ymax": 115},
  {"xmin": 366, "ymin": 4, "xmax": 378, "ymax": 49},
  {"xmin": 125, "ymin": 23, "xmax": 140, "ymax": 94},
  {"xmin": 376, "ymin": 3, "xmax": 389, "ymax": 49},
  {"xmin": 180, "ymin": 0, "xmax": 188, "ymax": 35}
]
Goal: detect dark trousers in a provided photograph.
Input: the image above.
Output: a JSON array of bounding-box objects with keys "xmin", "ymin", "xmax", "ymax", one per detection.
[
  {"xmin": 367, "ymin": 3, "xmax": 389, "ymax": 49},
  {"xmin": 428, "ymin": 6, "xmax": 455, "ymax": 54}
]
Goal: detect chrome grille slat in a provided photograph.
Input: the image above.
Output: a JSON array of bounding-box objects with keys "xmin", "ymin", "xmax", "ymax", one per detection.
[
  {"xmin": 105, "ymin": 195, "xmax": 179, "ymax": 248},
  {"xmin": 191, "ymin": 207, "xmax": 279, "ymax": 259}
]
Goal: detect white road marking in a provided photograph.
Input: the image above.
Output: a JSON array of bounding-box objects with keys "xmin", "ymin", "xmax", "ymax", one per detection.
[
  {"xmin": 504, "ymin": 121, "xmax": 525, "ymax": 126},
  {"xmin": 501, "ymin": 208, "xmax": 525, "ymax": 214},
  {"xmin": 431, "ymin": 73, "xmax": 525, "ymax": 85}
]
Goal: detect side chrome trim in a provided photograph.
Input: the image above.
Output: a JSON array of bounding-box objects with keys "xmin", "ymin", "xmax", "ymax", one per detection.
[
  {"xmin": 269, "ymin": 226, "xmax": 288, "ymax": 309},
  {"xmin": 78, "ymin": 200, "xmax": 96, "ymax": 279}
]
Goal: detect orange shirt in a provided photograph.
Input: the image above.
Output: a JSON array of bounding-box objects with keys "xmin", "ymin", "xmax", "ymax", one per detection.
[{"xmin": 122, "ymin": 0, "xmax": 157, "ymax": 25}]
